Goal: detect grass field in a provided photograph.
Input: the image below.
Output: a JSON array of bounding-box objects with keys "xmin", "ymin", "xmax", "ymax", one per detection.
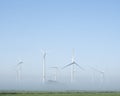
[{"xmin": 0, "ymin": 92, "xmax": 120, "ymax": 96}]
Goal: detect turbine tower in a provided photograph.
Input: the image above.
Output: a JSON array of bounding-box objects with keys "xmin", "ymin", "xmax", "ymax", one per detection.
[
  {"xmin": 63, "ymin": 49, "xmax": 84, "ymax": 83},
  {"xmin": 42, "ymin": 51, "xmax": 46, "ymax": 84}
]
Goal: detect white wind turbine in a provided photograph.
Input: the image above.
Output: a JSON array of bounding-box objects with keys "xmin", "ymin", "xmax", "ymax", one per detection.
[
  {"xmin": 63, "ymin": 49, "xmax": 84, "ymax": 83},
  {"xmin": 42, "ymin": 50, "xmax": 46, "ymax": 84},
  {"xmin": 17, "ymin": 61, "xmax": 23, "ymax": 81},
  {"xmin": 89, "ymin": 66, "xmax": 105, "ymax": 84},
  {"xmin": 50, "ymin": 67, "xmax": 58, "ymax": 82}
]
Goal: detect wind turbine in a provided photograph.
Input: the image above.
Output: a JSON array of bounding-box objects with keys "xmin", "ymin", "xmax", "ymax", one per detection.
[
  {"xmin": 89, "ymin": 66, "xmax": 105, "ymax": 84},
  {"xmin": 63, "ymin": 49, "xmax": 84, "ymax": 83},
  {"xmin": 50, "ymin": 67, "xmax": 58, "ymax": 82},
  {"xmin": 42, "ymin": 50, "xmax": 46, "ymax": 84},
  {"xmin": 17, "ymin": 61, "xmax": 23, "ymax": 81}
]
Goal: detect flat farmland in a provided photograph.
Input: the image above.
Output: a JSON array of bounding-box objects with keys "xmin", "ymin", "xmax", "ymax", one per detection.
[{"xmin": 0, "ymin": 92, "xmax": 120, "ymax": 96}]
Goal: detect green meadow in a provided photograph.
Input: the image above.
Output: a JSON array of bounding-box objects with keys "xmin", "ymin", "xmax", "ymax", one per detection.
[{"xmin": 0, "ymin": 92, "xmax": 120, "ymax": 96}]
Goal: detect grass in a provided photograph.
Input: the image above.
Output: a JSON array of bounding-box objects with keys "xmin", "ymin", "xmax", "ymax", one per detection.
[{"xmin": 0, "ymin": 92, "xmax": 120, "ymax": 96}]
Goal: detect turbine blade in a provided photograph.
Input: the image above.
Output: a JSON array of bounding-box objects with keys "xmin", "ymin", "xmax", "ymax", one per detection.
[
  {"xmin": 89, "ymin": 66, "xmax": 104, "ymax": 75},
  {"xmin": 62, "ymin": 63, "xmax": 73, "ymax": 69},
  {"xmin": 75, "ymin": 63, "xmax": 84, "ymax": 70},
  {"xmin": 72, "ymin": 48, "xmax": 75, "ymax": 62},
  {"xmin": 17, "ymin": 61, "xmax": 23, "ymax": 66}
]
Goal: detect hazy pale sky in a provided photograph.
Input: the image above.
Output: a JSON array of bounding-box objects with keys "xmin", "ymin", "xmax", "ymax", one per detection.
[{"xmin": 0, "ymin": 0, "xmax": 120, "ymax": 91}]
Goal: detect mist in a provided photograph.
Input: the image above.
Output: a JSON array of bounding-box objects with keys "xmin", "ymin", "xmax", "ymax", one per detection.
[{"xmin": 0, "ymin": 70, "xmax": 120, "ymax": 92}]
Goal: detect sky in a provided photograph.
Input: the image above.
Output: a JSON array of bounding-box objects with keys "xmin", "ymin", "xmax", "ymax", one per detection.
[{"xmin": 0, "ymin": 0, "xmax": 120, "ymax": 91}]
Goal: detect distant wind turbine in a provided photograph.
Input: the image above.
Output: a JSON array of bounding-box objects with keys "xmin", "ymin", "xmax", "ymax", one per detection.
[
  {"xmin": 63, "ymin": 49, "xmax": 84, "ymax": 83},
  {"xmin": 89, "ymin": 66, "xmax": 105, "ymax": 83},
  {"xmin": 50, "ymin": 67, "xmax": 58, "ymax": 82},
  {"xmin": 42, "ymin": 50, "xmax": 46, "ymax": 84},
  {"xmin": 17, "ymin": 61, "xmax": 23, "ymax": 81}
]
